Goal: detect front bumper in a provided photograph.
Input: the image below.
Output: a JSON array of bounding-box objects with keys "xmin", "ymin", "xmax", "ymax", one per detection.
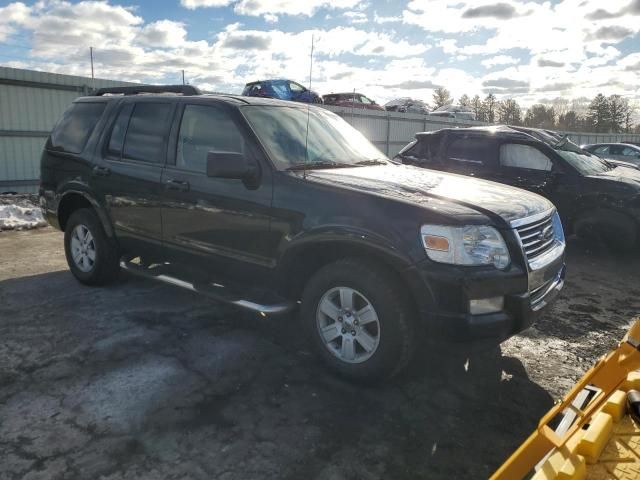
[{"xmin": 404, "ymin": 243, "xmax": 566, "ymax": 344}]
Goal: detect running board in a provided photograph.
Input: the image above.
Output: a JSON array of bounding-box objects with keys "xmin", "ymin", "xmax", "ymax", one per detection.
[{"xmin": 119, "ymin": 260, "xmax": 295, "ymax": 316}]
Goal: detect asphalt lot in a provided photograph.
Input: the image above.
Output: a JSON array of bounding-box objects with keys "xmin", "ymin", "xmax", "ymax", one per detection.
[{"xmin": 1, "ymin": 227, "xmax": 639, "ymax": 479}]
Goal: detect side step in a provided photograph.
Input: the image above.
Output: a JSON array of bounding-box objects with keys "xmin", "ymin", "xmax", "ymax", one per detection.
[{"xmin": 120, "ymin": 261, "xmax": 295, "ymax": 316}]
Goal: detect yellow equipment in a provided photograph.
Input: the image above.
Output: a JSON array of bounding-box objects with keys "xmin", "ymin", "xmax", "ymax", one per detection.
[{"xmin": 491, "ymin": 319, "xmax": 640, "ymax": 480}]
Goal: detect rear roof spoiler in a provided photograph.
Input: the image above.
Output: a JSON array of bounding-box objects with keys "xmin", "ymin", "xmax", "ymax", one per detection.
[{"xmin": 93, "ymin": 85, "xmax": 202, "ymax": 96}]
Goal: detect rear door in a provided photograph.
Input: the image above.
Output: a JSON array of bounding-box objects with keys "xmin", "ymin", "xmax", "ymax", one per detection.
[
  {"xmin": 93, "ymin": 100, "xmax": 175, "ymax": 254},
  {"xmin": 442, "ymin": 135, "xmax": 499, "ymax": 179},
  {"xmin": 160, "ymin": 102, "xmax": 274, "ymax": 283}
]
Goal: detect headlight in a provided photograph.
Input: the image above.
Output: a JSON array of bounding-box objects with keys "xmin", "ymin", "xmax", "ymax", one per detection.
[{"xmin": 420, "ymin": 224, "xmax": 510, "ymax": 269}]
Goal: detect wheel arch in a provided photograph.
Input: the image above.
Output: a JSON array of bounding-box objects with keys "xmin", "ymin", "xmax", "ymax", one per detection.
[
  {"xmin": 277, "ymin": 238, "xmax": 423, "ymax": 320},
  {"xmin": 57, "ymin": 190, "xmax": 115, "ymax": 238}
]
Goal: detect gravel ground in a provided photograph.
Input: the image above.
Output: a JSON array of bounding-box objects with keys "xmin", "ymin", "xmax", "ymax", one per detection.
[{"xmin": 0, "ymin": 227, "xmax": 638, "ymax": 480}]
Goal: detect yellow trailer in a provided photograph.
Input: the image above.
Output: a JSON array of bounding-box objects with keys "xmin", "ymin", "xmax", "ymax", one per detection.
[{"xmin": 491, "ymin": 319, "xmax": 640, "ymax": 480}]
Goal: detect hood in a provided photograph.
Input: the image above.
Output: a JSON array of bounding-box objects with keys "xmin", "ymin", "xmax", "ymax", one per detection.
[
  {"xmin": 604, "ymin": 158, "xmax": 640, "ymax": 170},
  {"xmin": 301, "ymin": 164, "xmax": 553, "ymax": 226},
  {"xmin": 588, "ymin": 165, "xmax": 640, "ymax": 188}
]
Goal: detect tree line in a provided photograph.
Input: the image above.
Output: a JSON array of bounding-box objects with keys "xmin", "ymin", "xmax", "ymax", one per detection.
[{"xmin": 430, "ymin": 87, "xmax": 639, "ymax": 134}]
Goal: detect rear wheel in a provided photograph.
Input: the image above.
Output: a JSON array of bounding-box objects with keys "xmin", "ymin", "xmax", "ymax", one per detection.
[
  {"xmin": 301, "ymin": 259, "xmax": 416, "ymax": 382},
  {"xmin": 64, "ymin": 208, "xmax": 120, "ymax": 285}
]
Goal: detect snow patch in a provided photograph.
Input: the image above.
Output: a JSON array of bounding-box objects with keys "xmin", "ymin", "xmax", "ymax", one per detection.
[{"xmin": 0, "ymin": 204, "xmax": 48, "ymax": 231}]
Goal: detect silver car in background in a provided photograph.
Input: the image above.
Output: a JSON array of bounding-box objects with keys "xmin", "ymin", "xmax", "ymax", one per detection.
[{"xmin": 582, "ymin": 143, "xmax": 640, "ymax": 167}]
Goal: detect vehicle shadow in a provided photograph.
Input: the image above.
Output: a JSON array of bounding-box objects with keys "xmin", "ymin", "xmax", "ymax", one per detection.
[{"xmin": 0, "ymin": 270, "xmax": 554, "ymax": 480}]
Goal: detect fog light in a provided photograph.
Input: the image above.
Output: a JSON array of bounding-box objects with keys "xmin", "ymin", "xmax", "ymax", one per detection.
[{"xmin": 469, "ymin": 297, "xmax": 504, "ymax": 315}]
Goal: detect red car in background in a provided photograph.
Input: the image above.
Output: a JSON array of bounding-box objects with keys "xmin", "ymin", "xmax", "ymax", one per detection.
[{"xmin": 322, "ymin": 92, "xmax": 385, "ymax": 111}]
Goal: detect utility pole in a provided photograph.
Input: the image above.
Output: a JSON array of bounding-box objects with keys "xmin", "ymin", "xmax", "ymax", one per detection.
[
  {"xmin": 182, "ymin": 70, "xmax": 185, "ymax": 85},
  {"xmin": 89, "ymin": 46, "xmax": 94, "ymax": 89}
]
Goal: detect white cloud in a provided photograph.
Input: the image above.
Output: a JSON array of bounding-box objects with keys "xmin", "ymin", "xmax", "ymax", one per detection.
[
  {"xmin": 233, "ymin": 0, "xmax": 361, "ymax": 17},
  {"xmin": 181, "ymin": 0, "xmax": 233, "ymax": 9},
  {"xmin": 264, "ymin": 13, "xmax": 278, "ymax": 23},
  {"xmin": 481, "ymin": 55, "xmax": 520, "ymax": 68},
  {"xmin": 0, "ymin": 2, "xmax": 31, "ymax": 42},
  {"xmin": 136, "ymin": 20, "xmax": 187, "ymax": 47}
]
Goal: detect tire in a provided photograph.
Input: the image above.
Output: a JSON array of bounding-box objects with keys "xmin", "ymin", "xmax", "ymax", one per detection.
[
  {"xmin": 64, "ymin": 208, "xmax": 120, "ymax": 285},
  {"xmin": 574, "ymin": 210, "xmax": 637, "ymax": 252},
  {"xmin": 300, "ymin": 258, "xmax": 416, "ymax": 382}
]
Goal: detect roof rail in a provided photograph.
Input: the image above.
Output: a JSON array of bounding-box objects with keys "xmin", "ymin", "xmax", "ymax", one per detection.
[{"xmin": 93, "ymin": 85, "xmax": 202, "ymax": 96}]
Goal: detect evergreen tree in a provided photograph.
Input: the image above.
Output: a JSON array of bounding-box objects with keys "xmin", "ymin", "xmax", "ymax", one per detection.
[
  {"xmin": 587, "ymin": 94, "xmax": 610, "ymax": 133},
  {"xmin": 458, "ymin": 94, "xmax": 471, "ymax": 108}
]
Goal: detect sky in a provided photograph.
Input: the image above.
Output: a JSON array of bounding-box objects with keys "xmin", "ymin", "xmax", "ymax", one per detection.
[{"xmin": 0, "ymin": 0, "xmax": 639, "ymax": 108}]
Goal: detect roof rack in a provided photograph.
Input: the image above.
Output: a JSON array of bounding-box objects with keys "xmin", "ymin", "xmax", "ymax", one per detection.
[{"xmin": 93, "ymin": 85, "xmax": 202, "ymax": 96}]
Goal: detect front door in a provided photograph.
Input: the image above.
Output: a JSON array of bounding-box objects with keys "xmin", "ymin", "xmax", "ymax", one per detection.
[
  {"xmin": 489, "ymin": 142, "xmax": 557, "ymax": 197},
  {"xmin": 161, "ymin": 103, "xmax": 274, "ymax": 283}
]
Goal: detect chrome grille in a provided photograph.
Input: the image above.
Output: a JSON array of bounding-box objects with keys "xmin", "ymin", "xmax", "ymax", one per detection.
[{"xmin": 515, "ymin": 213, "xmax": 556, "ymax": 261}]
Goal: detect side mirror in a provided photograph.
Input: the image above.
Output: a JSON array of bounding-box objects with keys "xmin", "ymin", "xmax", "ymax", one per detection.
[{"xmin": 206, "ymin": 151, "xmax": 255, "ymax": 179}]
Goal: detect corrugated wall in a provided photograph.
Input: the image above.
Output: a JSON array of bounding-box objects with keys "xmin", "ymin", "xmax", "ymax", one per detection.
[
  {"xmin": 0, "ymin": 67, "xmax": 133, "ymax": 193},
  {"xmin": 1, "ymin": 66, "xmax": 640, "ymax": 193}
]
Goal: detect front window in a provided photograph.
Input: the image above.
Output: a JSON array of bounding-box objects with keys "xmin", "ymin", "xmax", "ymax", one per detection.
[
  {"xmin": 556, "ymin": 150, "xmax": 610, "ymax": 175},
  {"xmin": 289, "ymin": 81, "xmax": 305, "ymax": 93},
  {"xmin": 242, "ymin": 105, "xmax": 387, "ymax": 169},
  {"xmin": 500, "ymin": 144, "xmax": 552, "ymax": 171},
  {"xmin": 554, "ymin": 137, "xmax": 610, "ymax": 175}
]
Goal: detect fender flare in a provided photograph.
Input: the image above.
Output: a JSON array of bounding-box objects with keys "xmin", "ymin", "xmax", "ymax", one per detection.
[{"xmin": 57, "ymin": 188, "xmax": 116, "ymax": 238}]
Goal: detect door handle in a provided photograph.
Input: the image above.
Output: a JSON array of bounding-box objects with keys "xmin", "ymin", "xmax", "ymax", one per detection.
[
  {"xmin": 92, "ymin": 166, "xmax": 111, "ymax": 176},
  {"xmin": 165, "ymin": 179, "xmax": 190, "ymax": 192}
]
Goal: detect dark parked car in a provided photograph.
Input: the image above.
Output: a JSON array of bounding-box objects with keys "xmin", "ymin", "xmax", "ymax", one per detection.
[
  {"xmin": 40, "ymin": 87, "xmax": 565, "ymax": 381},
  {"xmin": 582, "ymin": 143, "xmax": 640, "ymax": 168},
  {"xmin": 242, "ymin": 79, "xmax": 322, "ymax": 104},
  {"xmin": 396, "ymin": 125, "xmax": 640, "ymax": 251},
  {"xmin": 384, "ymin": 98, "xmax": 430, "ymax": 114},
  {"xmin": 323, "ymin": 92, "xmax": 384, "ymax": 111}
]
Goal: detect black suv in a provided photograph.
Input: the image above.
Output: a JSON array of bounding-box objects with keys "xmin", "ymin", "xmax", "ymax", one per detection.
[
  {"xmin": 397, "ymin": 126, "xmax": 640, "ymax": 251},
  {"xmin": 40, "ymin": 86, "xmax": 566, "ymax": 381}
]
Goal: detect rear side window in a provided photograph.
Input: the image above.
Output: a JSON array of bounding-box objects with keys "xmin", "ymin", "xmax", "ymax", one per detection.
[
  {"xmin": 50, "ymin": 102, "xmax": 106, "ymax": 154},
  {"xmin": 122, "ymin": 103, "xmax": 173, "ymax": 163},
  {"xmin": 447, "ymin": 137, "xmax": 496, "ymax": 165},
  {"xmin": 176, "ymin": 105, "xmax": 245, "ymax": 173},
  {"xmin": 500, "ymin": 144, "xmax": 552, "ymax": 171}
]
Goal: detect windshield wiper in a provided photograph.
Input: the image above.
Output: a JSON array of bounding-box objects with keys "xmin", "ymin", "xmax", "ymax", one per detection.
[
  {"xmin": 354, "ymin": 159, "xmax": 389, "ymax": 166},
  {"xmin": 285, "ymin": 161, "xmax": 354, "ymax": 171}
]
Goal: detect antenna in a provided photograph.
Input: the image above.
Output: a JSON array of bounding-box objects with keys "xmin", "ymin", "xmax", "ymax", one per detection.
[
  {"xmin": 89, "ymin": 46, "xmax": 95, "ymax": 89},
  {"xmin": 303, "ymin": 34, "xmax": 315, "ymax": 180}
]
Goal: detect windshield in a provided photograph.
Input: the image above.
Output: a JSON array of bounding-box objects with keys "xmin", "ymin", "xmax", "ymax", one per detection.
[
  {"xmin": 556, "ymin": 147, "xmax": 611, "ymax": 175},
  {"xmin": 242, "ymin": 105, "xmax": 388, "ymax": 169}
]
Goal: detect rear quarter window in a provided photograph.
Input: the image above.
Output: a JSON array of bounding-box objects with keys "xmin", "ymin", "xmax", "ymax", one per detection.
[{"xmin": 49, "ymin": 102, "xmax": 106, "ymax": 154}]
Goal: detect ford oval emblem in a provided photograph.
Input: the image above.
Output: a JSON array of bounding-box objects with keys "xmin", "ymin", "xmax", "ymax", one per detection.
[{"xmin": 539, "ymin": 225, "xmax": 553, "ymax": 242}]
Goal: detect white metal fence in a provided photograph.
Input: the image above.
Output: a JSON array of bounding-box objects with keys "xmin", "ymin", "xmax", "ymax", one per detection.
[{"xmin": 1, "ymin": 66, "xmax": 639, "ymax": 193}]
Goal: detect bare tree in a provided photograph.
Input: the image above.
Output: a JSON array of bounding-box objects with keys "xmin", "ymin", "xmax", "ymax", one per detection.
[
  {"xmin": 483, "ymin": 93, "xmax": 497, "ymax": 123},
  {"xmin": 432, "ymin": 87, "xmax": 453, "ymax": 110},
  {"xmin": 608, "ymin": 95, "xmax": 628, "ymax": 133},
  {"xmin": 458, "ymin": 94, "xmax": 471, "ymax": 108},
  {"xmin": 471, "ymin": 95, "xmax": 484, "ymax": 121},
  {"xmin": 498, "ymin": 98, "xmax": 522, "ymax": 125}
]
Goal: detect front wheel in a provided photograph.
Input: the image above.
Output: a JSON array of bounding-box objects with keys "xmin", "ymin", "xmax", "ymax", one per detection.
[{"xmin": 301, "ymin": 259, "xmax": 417, "ymax": 382}]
